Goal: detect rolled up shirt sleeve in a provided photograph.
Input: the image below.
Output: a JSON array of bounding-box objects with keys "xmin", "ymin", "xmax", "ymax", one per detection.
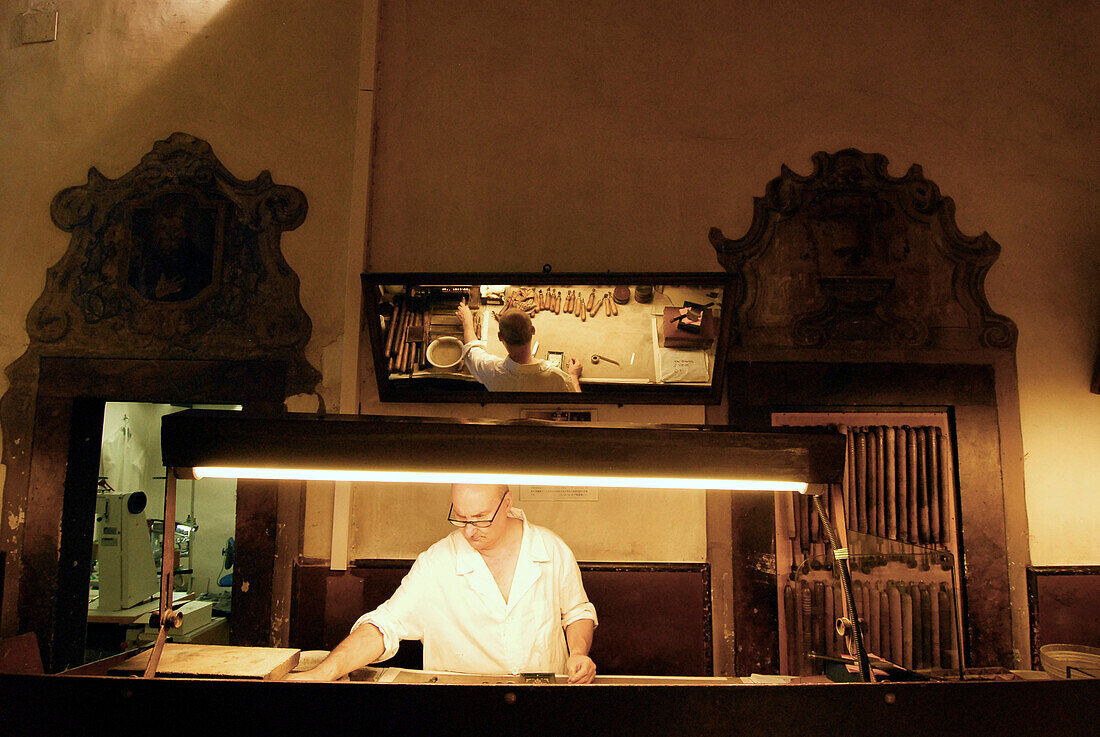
[
  {"xmin": 350, "ymin": 557, "xmax": 428, "ymax": 663},
  {"xmin": 556, "ymin": 540, "xmax": 598, "ymax": 628},
  {"xmin": 460, "ymin": 340, "xmax": 490, "ymax": 372}
]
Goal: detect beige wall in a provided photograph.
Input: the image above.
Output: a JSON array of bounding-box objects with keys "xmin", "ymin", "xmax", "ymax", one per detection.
[
  {"xmin": 0, "ymin": 0, "xmax": 364, "ymax": 414},
  {"xmin": 346, "ymin": 483, "xmax": 706, "ymax": 563},
  {"xmin": 305, "ymin": 402, "xmax": 710, "ymax": 562},
  {"xmin": 1, "ymin": 2, "xmax": 1097, "ymax": 575}
]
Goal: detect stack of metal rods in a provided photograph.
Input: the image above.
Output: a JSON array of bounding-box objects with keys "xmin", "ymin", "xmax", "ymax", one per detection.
[{"xmin": 845, "ymin": 426, "xmax": 953, "ymax": 547}]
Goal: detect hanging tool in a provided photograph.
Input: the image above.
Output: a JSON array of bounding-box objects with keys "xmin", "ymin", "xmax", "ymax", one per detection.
[{"xmin": 884, "ymin": 426, "xmax": 897, "ymax": 540}]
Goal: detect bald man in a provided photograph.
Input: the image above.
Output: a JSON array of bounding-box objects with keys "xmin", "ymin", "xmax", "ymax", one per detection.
[
  {"xmin": 457, "ymin": 301, "xmax": 582, "ymax": 392},
  {"xmin": 286, "ymin": 484, "xmax": 598, "ymax": 683}
]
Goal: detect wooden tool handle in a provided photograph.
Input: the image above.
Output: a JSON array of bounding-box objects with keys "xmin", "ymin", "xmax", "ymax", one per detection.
[
  {"xmin": 916, "ymin": 427, "xmax": 930, "ymax": 544},
  {"xmin": 900, "ymin": 585, "xmax": 914, "ymax": 670},
  {"xmin": 906, "ymin": 427, "xmax": 919, "ymax": 544},
  {"xmin": 937, "ymin": 428, "xmax": 952, "ymax": 545},
  {"xmin": 928, "ymin": 428, "xmax": 941, "ymax": 544},
  {"xmin": 884, "ymin": 427, "xmax": 897, "ymax": 540},
  {"xmin": 879, "ymin": 587, "xmax": 890, "ymax": 662},
  {"xmin": 874, "ymin": 426, "xmax": 886, "ymax": 538},
  {"xmin": 855, "ymin": 429, "xmax": 867, "ymax": 534},
  {"xmin": 785, "ymin": 584, "xmax": 798, "ymax": 674},
  {"xmin": 812, "ymin": 581, "xmax": 825, "ymax": 673},
  {"xmin": 938, "ymin": 584, "xmax": 955, "ymax": 670},
  {"xmin": 800, "ymin": 581, "xmax": 812, "ymax": 676},
  {"xmin": 867, "ymin": 427, "xmax": 879, "ymax": 538},
  {"xmin": 920, "ymin": 584, "xmax": 933, "ymax": 670},
  {"xmin": 384, "ymin": 296, "xmax": 404, "ymax": 358},
  {"xmin": 888, "ymin": 583, "xmax": 903, "ymax": 665},
  {"xmin": 846, "ymin": 430, "xmax": 856, "ymax": 538}
]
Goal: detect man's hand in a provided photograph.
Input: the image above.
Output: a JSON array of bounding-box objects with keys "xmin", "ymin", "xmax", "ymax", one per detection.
[
  {"xmin": 282, "ymin": 668, "xmax": 328, "ymax": 681},
  {"xmin": 565, "ymin": 653, "xmax": 596, "ymax": 684},
  {"xmin": 456, "ymin": 300, "xmax": 473, "ymax": 326},
  {"xmin": 565, "ymin": 357, "xmax": 583, "ymax": 392}
]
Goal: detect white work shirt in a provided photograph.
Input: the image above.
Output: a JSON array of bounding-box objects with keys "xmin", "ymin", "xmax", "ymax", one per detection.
[
  {"xmin": 352, "ymin": 509, "xmax": 597, "ymax": 675},
  {"xmin": 461, "ymin": 341, "xmax": 579, "ymax": 392}
]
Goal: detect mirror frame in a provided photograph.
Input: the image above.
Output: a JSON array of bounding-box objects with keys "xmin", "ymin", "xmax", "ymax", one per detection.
[{"xmin": 361, "ymin": 272, "xmax": 734, "ymax": 405}]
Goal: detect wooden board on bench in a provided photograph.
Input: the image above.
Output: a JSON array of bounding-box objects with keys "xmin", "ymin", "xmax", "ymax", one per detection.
[{"xmin": 109, "ymin": 644, "xmax": 300, "ymax": 680}]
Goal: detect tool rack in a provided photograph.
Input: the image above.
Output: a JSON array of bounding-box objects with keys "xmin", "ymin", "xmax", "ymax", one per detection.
[{"xmin": 772, "ymin": 411, "xmax": 966, "ymax": 678}]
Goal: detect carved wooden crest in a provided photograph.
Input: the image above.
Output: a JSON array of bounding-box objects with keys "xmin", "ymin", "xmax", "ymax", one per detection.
[
  {"xmin": 710, "ymin": 149, "xmax": 1017, "ymax": 351},
  {"xmin": 6, "ymin": 132, "xmax": 321, "ymax": 396}
]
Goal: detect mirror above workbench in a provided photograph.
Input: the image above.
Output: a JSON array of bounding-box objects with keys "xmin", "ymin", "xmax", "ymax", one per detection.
[{"xmin": 361, "ymin": 273, "xmax": 733, "ymax": 404}]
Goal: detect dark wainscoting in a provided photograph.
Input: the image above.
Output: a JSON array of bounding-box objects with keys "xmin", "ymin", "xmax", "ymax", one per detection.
[
  {"xmin": 1026, "ymin": 565, "xmax": 1100, "ymax": 669},
  {"xmin": 291, "ymin": 560, "xmax": 712, "ymax": 676}
]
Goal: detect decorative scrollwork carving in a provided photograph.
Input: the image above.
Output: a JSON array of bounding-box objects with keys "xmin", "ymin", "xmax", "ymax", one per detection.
[
  {"xmin": 712, "ymin": 149, "xmax": 1016, "ymax": 352},
  {"xmin": 5, "ymin": 132, "xmax": 321, "ymax": 398}
]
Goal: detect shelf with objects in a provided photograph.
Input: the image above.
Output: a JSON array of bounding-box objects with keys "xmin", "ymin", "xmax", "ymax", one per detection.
[
  {"xmin": 772, "ymin": 411, "xmax": 966, "ymax": 680},
  {"xmin": 361, "ymin": 272, "xmax": 733, "ymax": 404}
]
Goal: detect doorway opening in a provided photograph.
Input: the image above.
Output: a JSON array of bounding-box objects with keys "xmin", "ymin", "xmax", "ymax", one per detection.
[{"xmin": 84, "ymin": 402, "xmax": 240, "ymax": 663}]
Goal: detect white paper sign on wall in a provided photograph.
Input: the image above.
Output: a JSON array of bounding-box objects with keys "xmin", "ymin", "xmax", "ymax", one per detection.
[{"xmin": 518, "ymin": 485, "xmax": 599, "ymax": 501}]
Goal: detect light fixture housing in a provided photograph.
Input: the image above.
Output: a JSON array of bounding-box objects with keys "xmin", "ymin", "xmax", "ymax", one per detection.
[{"xmin": 160, "ymin": 410, "xmax": 847, "ymax": 492}]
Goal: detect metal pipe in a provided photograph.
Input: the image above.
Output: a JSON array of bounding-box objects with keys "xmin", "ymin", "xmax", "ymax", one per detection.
[{"xmin": 812, "ymin": 493, "xmax": 872, "ymax": 682}]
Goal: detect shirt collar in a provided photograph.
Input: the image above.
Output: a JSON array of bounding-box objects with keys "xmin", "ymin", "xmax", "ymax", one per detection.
[
  {"xmin": 502, "ymin": 357, "xmax": 549, "ymax": 374},
  {"xmin": 452, "ymin": 507, "xmax": 549, "ymax": 575}
]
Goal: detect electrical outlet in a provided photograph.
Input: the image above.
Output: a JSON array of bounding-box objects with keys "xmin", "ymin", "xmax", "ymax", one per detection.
[{"xmin": 18, "ymin": 9, "xmax": 58, "ymax": 45}]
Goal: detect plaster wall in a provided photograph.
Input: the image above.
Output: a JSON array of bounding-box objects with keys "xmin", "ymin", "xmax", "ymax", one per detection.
[
  {"xmin": 338, "ymin": 403, "xmax": 709, "ymax": 563},
  {"xmin": 363, "ymin": 1, "xmax": 1099, "ymax": 565},
  {"xmin": 0, "ymin": 0, "xmax": 364, "ymax": 459}
]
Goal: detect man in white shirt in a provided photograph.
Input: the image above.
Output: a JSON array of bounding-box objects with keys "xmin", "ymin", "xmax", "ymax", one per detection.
[
  {"xmin": 457, "ymin": 301, "xmax": 582, "ymax": 392},
  {"xmin": 286, "ymin": 484, "xmax": 598, "ymax": 683}
]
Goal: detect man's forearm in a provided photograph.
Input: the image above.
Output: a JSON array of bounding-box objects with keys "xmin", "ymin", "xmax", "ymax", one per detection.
[
  {"xmin": 459, "ymin": 308, "xmax": 478, "ymax": 344},
  {"xmin": 565, "ymin": 618, "xmax": 594, "ymax": 656},
  {"xmin": 298, "ymin": 622, "xmax": 386, "ymax": 681}
]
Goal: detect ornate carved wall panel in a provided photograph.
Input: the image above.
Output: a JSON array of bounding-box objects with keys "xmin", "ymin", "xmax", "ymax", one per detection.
[
  {"xmin": 710, "ymin": 149, "xmax": 1017, "ymax": 352},
  {"xmin": 9, "ymin": 132, "xmax": 319, "ymax": 395}
]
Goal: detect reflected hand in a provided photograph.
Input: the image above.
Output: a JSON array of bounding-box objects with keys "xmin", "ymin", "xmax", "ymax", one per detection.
[
  {"xmin": 565, "ymin": 654, "xmax": 596, "ymax": 684},
  {"xmin": 456, "ymin": 300, "xmax": 473, "ymax": 326}
]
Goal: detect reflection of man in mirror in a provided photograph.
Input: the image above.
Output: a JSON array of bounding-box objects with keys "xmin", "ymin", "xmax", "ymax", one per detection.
[
  {"xmin": 129, "ymin": 194, "xmax": 215, "ymax": 302},
  {"xmin": 457, "ymin": 300, "xmax": 581, "ymax": 392}
]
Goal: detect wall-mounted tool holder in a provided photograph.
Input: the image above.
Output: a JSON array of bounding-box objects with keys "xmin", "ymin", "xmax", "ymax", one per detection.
[{"xmin": 772, "ymin": 412, "xmax": 965, "ymax": 678}]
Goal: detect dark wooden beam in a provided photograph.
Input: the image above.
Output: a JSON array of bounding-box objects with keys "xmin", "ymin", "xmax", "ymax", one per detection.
[{"xmin": 162, "ymin": 411, "xmax": 847, "ymax": 486}]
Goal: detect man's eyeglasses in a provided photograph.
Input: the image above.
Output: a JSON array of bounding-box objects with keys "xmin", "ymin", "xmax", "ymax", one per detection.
[{"xmin": 448, "ymin": 493, "xmax": 507, "ymax": 529}]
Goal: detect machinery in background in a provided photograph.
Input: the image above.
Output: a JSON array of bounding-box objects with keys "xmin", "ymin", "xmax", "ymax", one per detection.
[
  {"xmin": 94, "ymin": 490, "xmax": 159, "ymax": 610},
  {"xmin": 150, "ymin": 518, "xmax": 197, "ymax": 592},
  {"xmin": 198, "ymin": 537, "xmax": 234, "ymax": 616}
]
